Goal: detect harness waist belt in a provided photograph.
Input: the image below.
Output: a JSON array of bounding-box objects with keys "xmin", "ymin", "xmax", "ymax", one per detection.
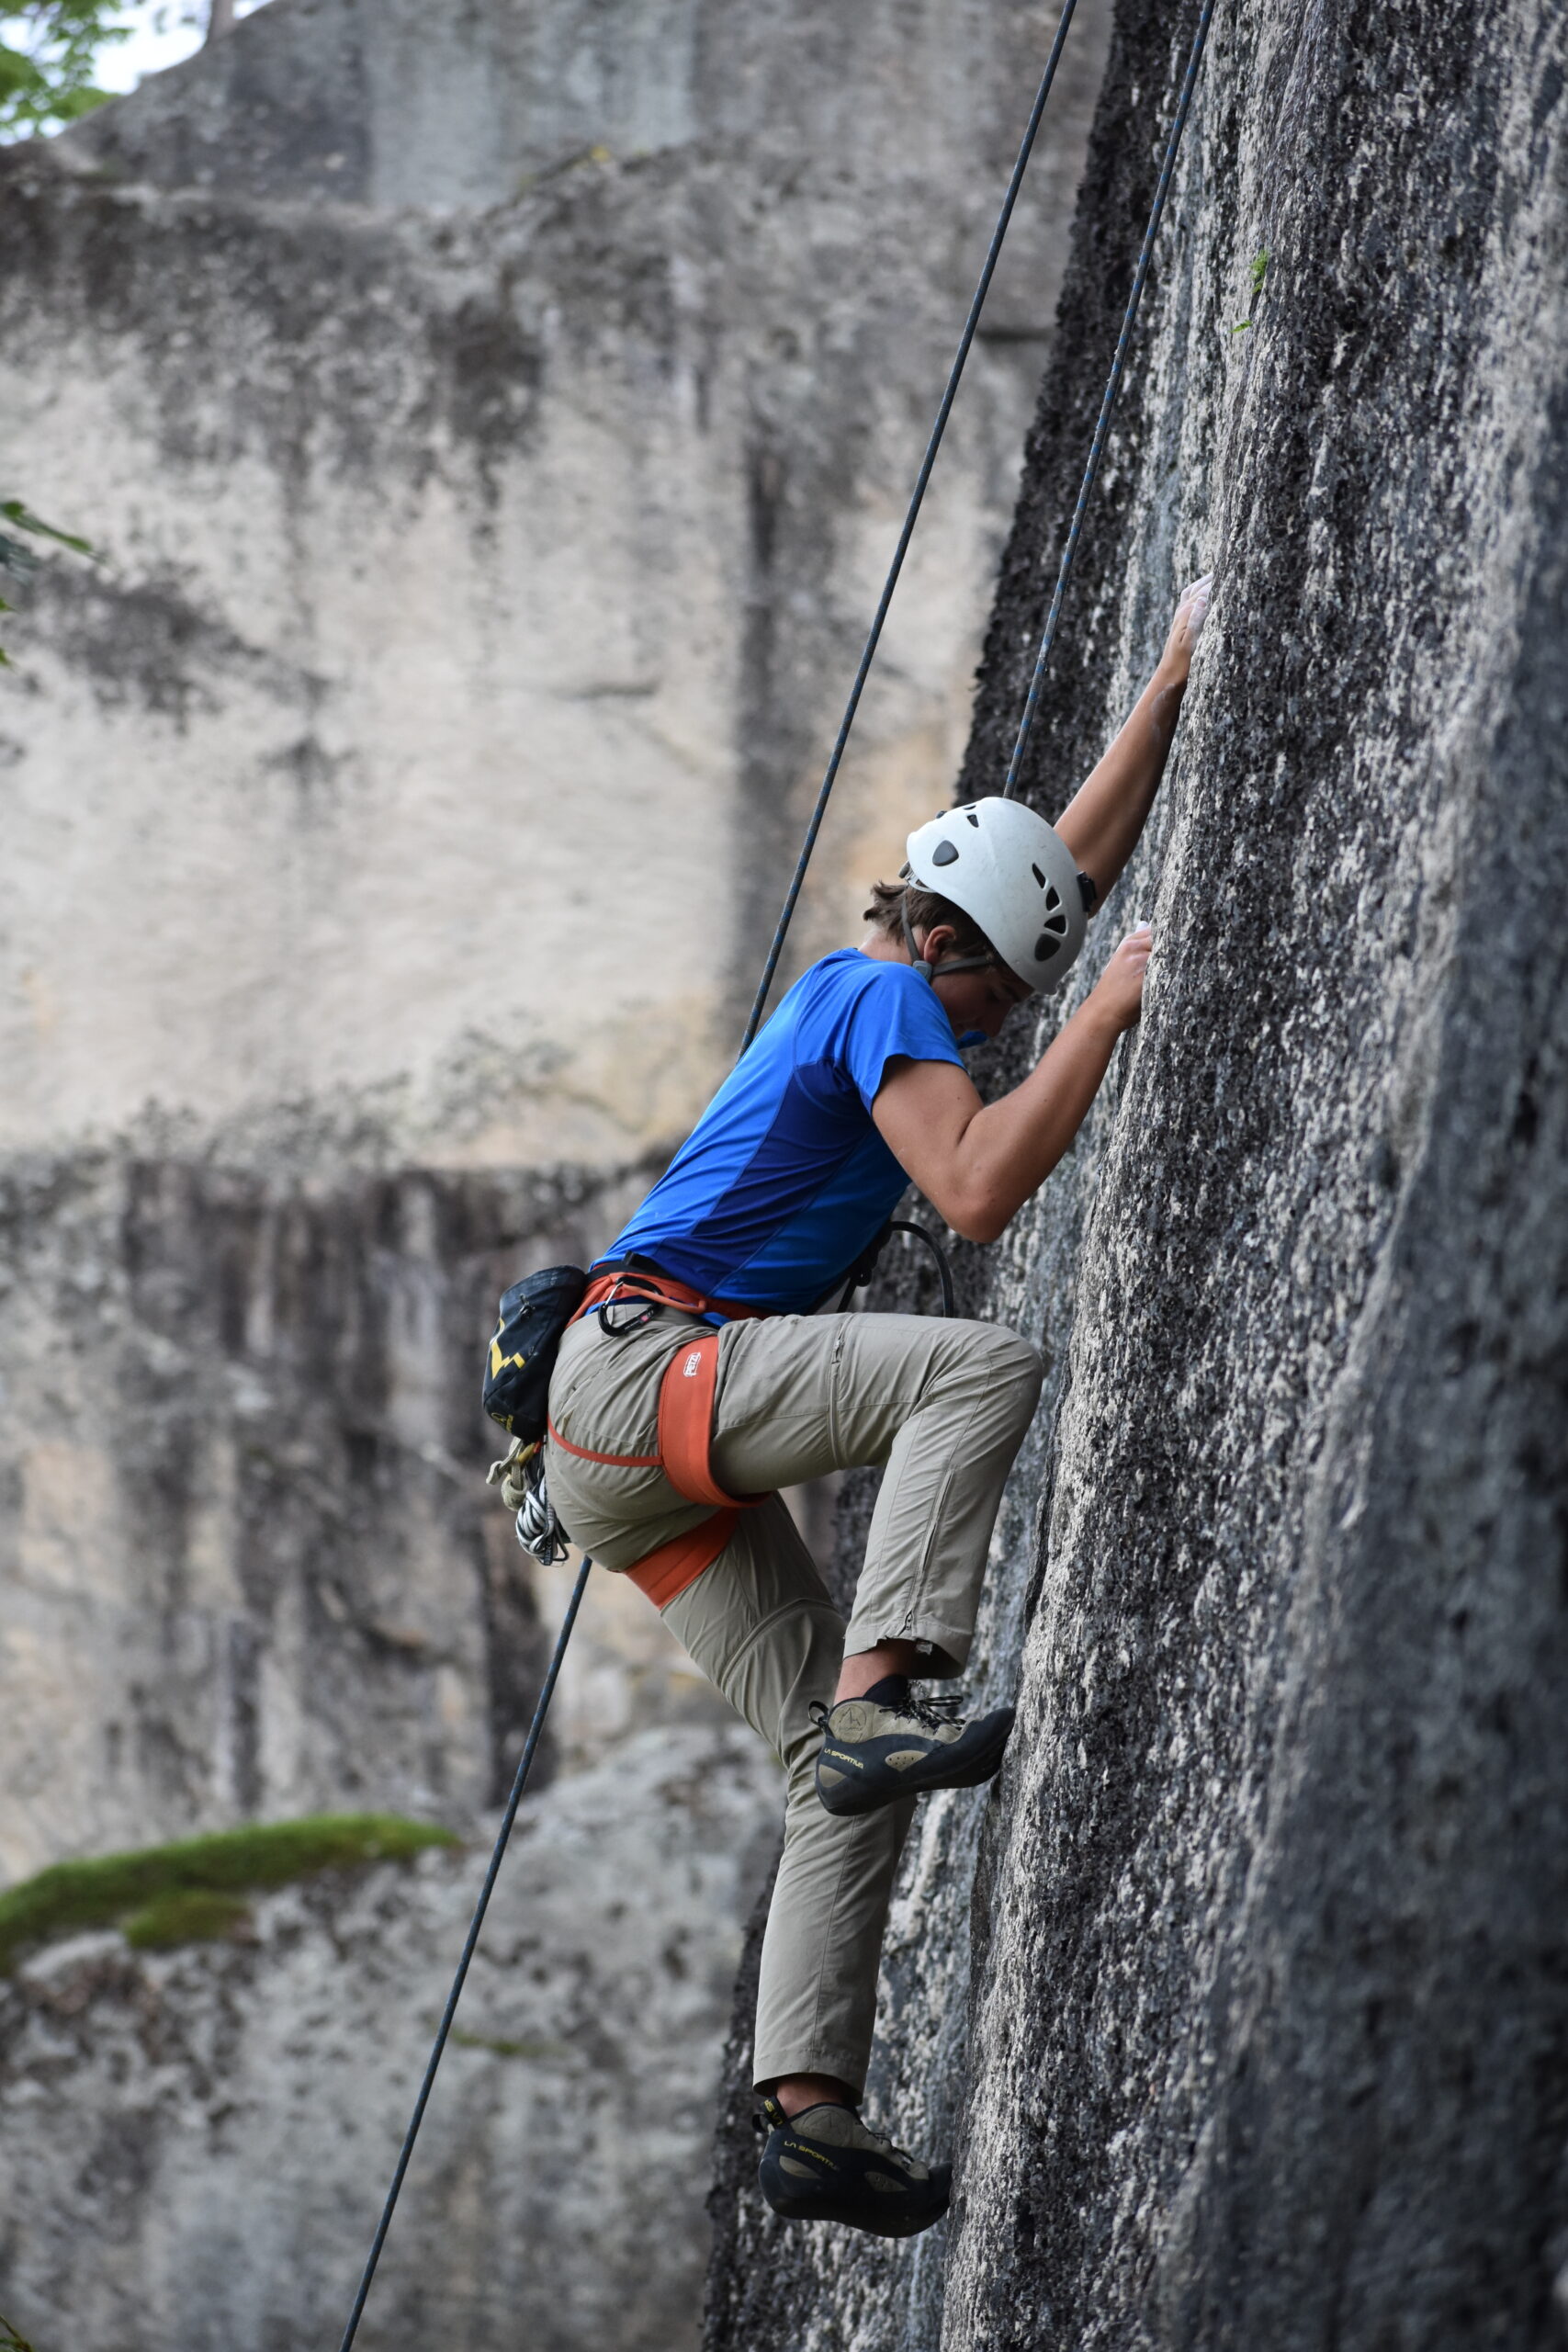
[
  {"xmin": 547, "ymin": 1327, "xmax": 770, "ymax": 1609},
  {"xmin": 579, "ymin": 1266, "xmax": 769, "ymax": 1325}
]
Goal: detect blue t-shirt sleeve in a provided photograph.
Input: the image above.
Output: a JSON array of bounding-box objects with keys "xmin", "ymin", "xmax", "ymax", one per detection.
[{"xmin": 840, "ymin": 966, "xmax": 968, "ymax": 1113}]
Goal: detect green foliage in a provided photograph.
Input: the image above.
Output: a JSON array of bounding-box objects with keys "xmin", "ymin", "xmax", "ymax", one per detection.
[
  {"xmin": 0, "ymin": 2315, "xmax": 39, "ymax": 2352},
  {"xmin": 0, "ymin": 0, "xmax": 132, "ymax": 138},
  {"xmin": 0, "ymin": 1813, "xmax": 460, "ymax": 1973},
  {"xmin": 1, "ymin": 498, "xmax": 93, "ymax": 554}
]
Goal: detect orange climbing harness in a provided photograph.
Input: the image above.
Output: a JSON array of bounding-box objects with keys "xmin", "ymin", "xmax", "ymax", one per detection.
[{"xmin": 546, "ymin": 1269, "xmax": 771, "ymax": 1609}]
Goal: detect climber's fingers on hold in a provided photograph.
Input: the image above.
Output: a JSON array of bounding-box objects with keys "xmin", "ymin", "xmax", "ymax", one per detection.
[
  {"xmin": 1093, "ymin": 924, "xmax": 1153, "ymax": 1030},
  {"xmin": 1166, "ymin": 572, "xmax": 1214, "ymax": 667}
]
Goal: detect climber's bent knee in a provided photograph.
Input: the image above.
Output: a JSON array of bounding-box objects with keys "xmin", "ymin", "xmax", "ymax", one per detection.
[{"xmin": 974, "ymin": 1324, "xmax": 1044, "ymax": 1420}]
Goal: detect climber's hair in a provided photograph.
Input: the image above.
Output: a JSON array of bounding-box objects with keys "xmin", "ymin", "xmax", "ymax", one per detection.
[{"xmin": 863, "ymin": 878, "xmax": 998, "ymax": 961}]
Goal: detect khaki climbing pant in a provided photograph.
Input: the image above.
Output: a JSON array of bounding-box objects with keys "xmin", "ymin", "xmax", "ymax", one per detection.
[{"xmin": 545, "ymin": 1305, "xmax": 1043, "ymax": 2095}]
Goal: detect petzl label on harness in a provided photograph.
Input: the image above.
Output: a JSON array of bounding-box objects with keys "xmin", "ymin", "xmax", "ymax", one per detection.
[{"xmin": 482, "ymin": 1264, "xmax": 588, "ymax": 1440}]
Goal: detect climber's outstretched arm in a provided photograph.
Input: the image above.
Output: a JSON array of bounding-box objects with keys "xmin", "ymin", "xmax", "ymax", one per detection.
[
  {"xmin": 874, "ymin": 927, "xmax": 1150, "ymax": 1243},
  {"xmin": 1055, "ymin": 574, "xmax": 1211, "ymax": 899}
]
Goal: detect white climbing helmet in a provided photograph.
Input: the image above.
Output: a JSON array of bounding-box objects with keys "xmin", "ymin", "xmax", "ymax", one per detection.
[{"xmin": 905, "ymin": 797, "xmax": 1090, "ymax": 993}]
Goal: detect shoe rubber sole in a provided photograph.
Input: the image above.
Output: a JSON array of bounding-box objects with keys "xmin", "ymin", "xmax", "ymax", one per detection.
[
  {"xmin": 761, "ymin": 2187, "xmax": 950, "ymax": 2238},
  {"xmin": 818, "ymin": 1708, "xmax": 1014, "ymax": 1818}
]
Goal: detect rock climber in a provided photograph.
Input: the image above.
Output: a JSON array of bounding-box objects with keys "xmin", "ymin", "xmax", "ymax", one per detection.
[{"xmin": 543, "ymin": 575, "xmax": 1212, "ymax": 2237}]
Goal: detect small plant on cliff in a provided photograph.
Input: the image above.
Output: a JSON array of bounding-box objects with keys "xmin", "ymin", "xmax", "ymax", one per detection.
[
  {"xmin": 0, "ymin": 1813, "xmax": 460, "ymax": 1973},
  {"xmin": 0, "ymin": 2312, "xmax": 39, "ymax": 2352},
  {"xmin": 1232, "ymin": 246, "xmax": 1269, "ymax": 332},
  {"xmin": 0, "ymin": 496, "xmax": 95, "ymax": 666}
]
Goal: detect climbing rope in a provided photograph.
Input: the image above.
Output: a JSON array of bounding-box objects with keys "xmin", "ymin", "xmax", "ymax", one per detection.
[
  {"xmin": 740, "ymin": 0, "xmax": 1084, "ymax": 1056},
  {"xmin": 337, "ymin": 9, "xmax": 1214, "ymax": 2338},
  {"xmin": 1003, "ymin": 0, "xmax": 1215, "ymax": 797},
  {"xmin": 336, "ymin": 1555, "xmax": 592, "ymax": 2352}
]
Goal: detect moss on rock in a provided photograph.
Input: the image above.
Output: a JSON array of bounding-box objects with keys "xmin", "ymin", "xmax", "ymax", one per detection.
[
  {"xmin": 0, "ymin": 1814, "xmax": 459, "ymax": 1973},
  {"xmin": 120, "ymin": 1890, "xmax": 254, "ymax": 1951}
]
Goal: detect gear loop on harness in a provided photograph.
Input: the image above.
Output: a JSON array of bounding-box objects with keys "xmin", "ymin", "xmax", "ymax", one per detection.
[
  {"xmin": 834, "ymin": 1215, "xmax": 956, "ymax": 1317},
  {"xmin": 546, "ymin": 1276, "xmax": 771, "ymax": 1610}
]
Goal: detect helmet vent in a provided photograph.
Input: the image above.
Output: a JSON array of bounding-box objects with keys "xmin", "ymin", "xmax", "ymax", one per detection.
[
  {"xmin": 1044, "ymin": 884, "xmax": 1061, "ymax": 911},
  {"xmin": 965, "ymin": 811, "xmax": 980, "ymax": 827},
  {"xmin": 1033, "ymin": 933, "xmax": 1057, "ymax": 965},
  {"xmin": 1032, "ymin": 864, "xmax": 1046, "ymax": 888},
  {"xmin": 931, "ymin": 840, "xmax": 959, "ymax": 867}
]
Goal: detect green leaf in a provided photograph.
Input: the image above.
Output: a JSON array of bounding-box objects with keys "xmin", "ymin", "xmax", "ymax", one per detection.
[
  {"xmin": 0, "ymin": 541, "xmax": 38, "ymax": 593},
  {"xmin": 0, "ymin": 0, "xmax": 132, "ymax": 139},
  {"xmin": 0, "ymin": 40, "xmax": 46, "ymax": 97},
  {"xmin": 0, "ymin": 499, "xmax": 95, "ymax": 556}
]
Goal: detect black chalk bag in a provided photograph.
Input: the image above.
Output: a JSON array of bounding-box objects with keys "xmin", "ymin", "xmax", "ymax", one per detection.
[{"xmin": 481, "ymin": 1264, "xmax": 589, "ymax": 1440}]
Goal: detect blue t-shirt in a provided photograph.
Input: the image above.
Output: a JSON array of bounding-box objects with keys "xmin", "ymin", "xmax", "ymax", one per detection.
[{"xmin": 601, "ymin": 950, "xmax": 967, "ymax": 1315}]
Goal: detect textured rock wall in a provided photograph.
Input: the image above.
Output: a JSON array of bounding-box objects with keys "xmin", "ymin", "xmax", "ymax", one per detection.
[
  {"xmin": 0, "ymin": 0, "xmax": 1109, "ymax": 1874},
  {"xmin": 0, "ymin": 1147, "xmax": 692, "ymax": 1882},
  {"xmin": 0, "ymin": 4, "xmax": 1115, "ymax": 2345},
  {"xmin": 0, "ymin": 1725, "xmax": 778, "ymax": 2352},
  {"xmin": 0, "ymin": 0, "xmax": 1108, "ymax": 1168},
  {"xmin": 706, "ymin": 1, "xmax": 1568, "ymax": 2345}
]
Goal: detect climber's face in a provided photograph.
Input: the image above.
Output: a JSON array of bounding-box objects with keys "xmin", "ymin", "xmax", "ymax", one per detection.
[{"xmin": 922, "ymin": 924, "xmax": 1032, "ymax": 1042}]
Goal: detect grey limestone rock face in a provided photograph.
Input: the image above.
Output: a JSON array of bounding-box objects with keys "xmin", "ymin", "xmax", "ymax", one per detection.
[
  {"xmin": 0, "ymin": 5, "xmax": 1114, "ymax": 2346},
  {"xmin": 705, "ymin": 1, "xmax": 1568, "ymax": 2345},
  {"xmin": 0, "ymin": 1148, "xmax": 682, "ymax": 1878},
  {"xmin": 0, "ymin": 1724, "xmax": 779, "ymax": 2352},
  {"xmin": 0, "ymin": 0, "xmax": 1110, "ymax": 1175},
  {"xmin": 0, "ymin": 0, "xmax": 1109, "ymax": 1874}
]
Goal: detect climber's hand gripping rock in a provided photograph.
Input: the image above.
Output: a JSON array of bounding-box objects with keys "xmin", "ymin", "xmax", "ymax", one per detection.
[
  {"xmin": 1090, "ymin": 922, "xmax": 1154, "ymax": 1032},
  {"xmin": 1162, "ymin": 571, "xmax": 1213, "ymax": 680}
]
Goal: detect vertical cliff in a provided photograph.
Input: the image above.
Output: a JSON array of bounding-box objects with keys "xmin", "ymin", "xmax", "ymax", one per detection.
[
  {"xmin": 0, "ymin": 4, "xmax": 1116, "ymax": 2344},
  {"xmin": 0, "ymin": 0, "xmax": 1109, "ymax": 1877},
  {"xmin": 706, "ymin": 1, "xmax": 1568, "ymax": 2344}
]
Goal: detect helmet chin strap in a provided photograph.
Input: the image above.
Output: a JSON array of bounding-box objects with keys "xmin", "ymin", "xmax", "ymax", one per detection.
[{"xmin": 900, "ymin": 898, "xmax": 998, "ymax": 986}]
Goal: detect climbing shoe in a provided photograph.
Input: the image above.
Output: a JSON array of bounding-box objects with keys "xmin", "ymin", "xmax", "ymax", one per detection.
[
  {"xmin": 811, "ymin": 1676, "xmax": 1014, "ymax": 1817},
  {"xmin": 755, "ymin": 2097, "xmax": 950, "ymax": 2238}
]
